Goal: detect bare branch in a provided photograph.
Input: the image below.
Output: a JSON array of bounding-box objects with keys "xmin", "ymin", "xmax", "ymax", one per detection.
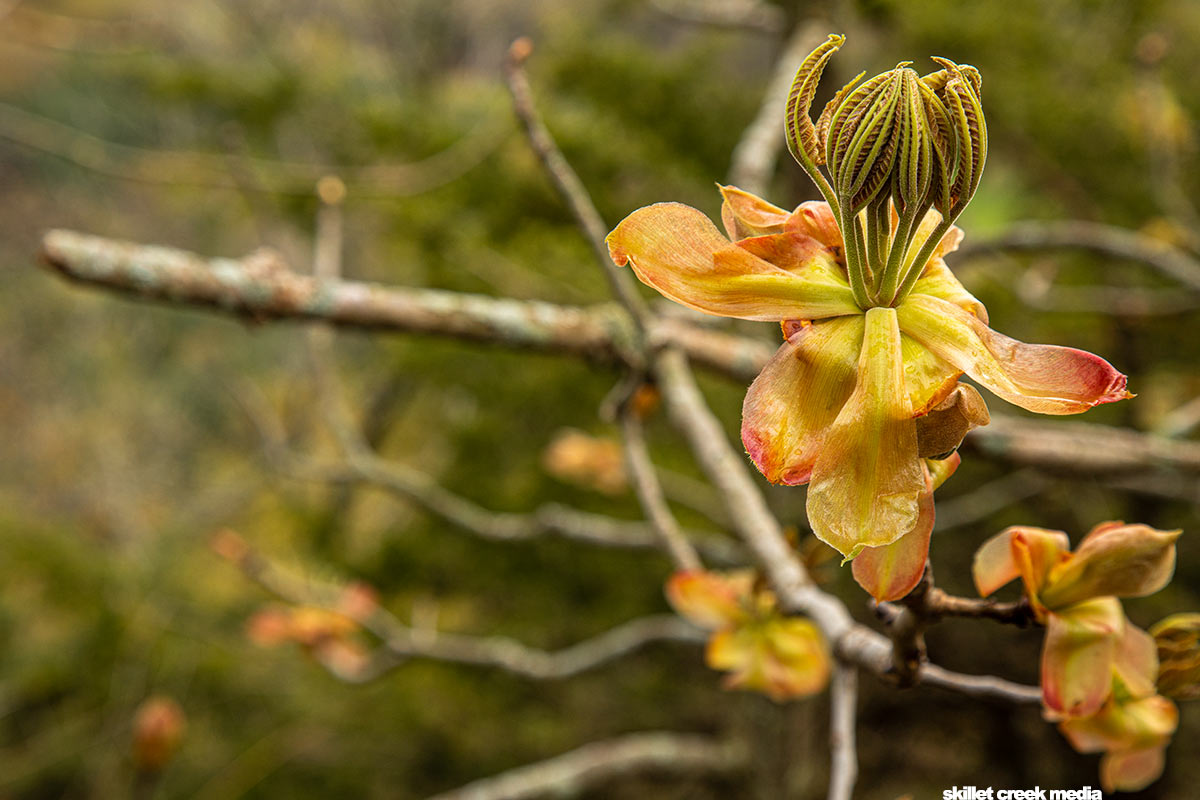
[
  {"xmin": 423, "ymin": 731, "xmax": 747, "ymax": 800},
  {"xmin": 934, "ymin": 469, "xmax": 1050, "ymax": 533},
  {"xmin": 1015, "ymin": 272, "xmax": 1200, "ymax": 316},
  {"xmin": 618, "ymin": 405, "xmax": 703, "ymax": 571},
  {"xmin": 504, "ymin": 39, "xmax": 650, "ymax": 325},
  {"xmin": 222, "ymin": 533, "xmax": 706, "ymax": 683},
  {"xmin": 38, "ymin": 229, "xmax": 768, "ymax": 380},
  {"xmin": 42, "ymin": 230, "xmax": 1200, "ymax": 484},
  {"xmin": 958, "ymin": 219, "xmax": 1200, "ymax": 292},
  {"xmin": 966, "ymin": 414, "xmax": 1200, "ymax": 475},
  {"xmin": 924, "ymin": 589, "xmax": 1034, "ymax": 627},
  {"xmin": 917, "ymin": 664, "xmax": 1042, "ymax": 704},
  {"xmin": 827, "ymin": 662, "xmax": 858, "ymax": 800},
  {"xmin": 728, "ymin": 21, "xmax": 828, "ymax": 196},
  {"xmin": 367, "ymin": 614, "xmax": 706, "ymax": 683},
  {"xmin": 234, "ymin": 381, "xmax": 743, "ymax": 564}
]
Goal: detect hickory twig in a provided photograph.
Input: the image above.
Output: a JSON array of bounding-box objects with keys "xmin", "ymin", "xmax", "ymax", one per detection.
[
  {"xmin": 218, "ymin": 533, "xmax": 705, "ymax": 684},
  {"xmin": 827, "ymin": 662, "xmax": 858, "ymax": 800},
  {"xmin": 504, "ymin": 38, "xmax": 650, "ymax": 327},
  {"xmin": 422, "ymin": 731, "xmax": 747, "ymax": 800},
  {"xmin": 618, "ymin": 403, "xmax": 703, "ymax": 570}
]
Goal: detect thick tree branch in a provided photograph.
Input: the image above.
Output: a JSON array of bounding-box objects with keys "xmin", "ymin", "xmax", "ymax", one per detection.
[
  {"xmin": 423, "ymin": 731, "xmax": 747, "ymax": 800},
  {"xmin": 959, "ymin": 219, "xmax": 1200, "ymax": 292},
  {"xmin": 43, "ymin": 230, "xmax": 1200, "ymax": 486},
  {"xmin": 39, "ymin": 229, "xmax": 770, "ymax": 380}
]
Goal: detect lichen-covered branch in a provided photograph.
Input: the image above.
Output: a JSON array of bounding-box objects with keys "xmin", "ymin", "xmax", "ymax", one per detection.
[
  {"xmin": 39, "ymin": 229, "xmax": 769, "ymax": 380},
  {"xmin": 423, "ymin": 731, "xmax": 747, "ymax": 800},
  {"xmin": 45, "ymin": 229, "xmax": 1200, "ymax": 482}
]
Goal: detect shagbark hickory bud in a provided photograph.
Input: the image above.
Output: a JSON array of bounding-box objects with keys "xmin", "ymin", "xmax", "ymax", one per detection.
[{"xmin": 1151, "ymin": 613, "xmax": 1200, "ymax": 700}]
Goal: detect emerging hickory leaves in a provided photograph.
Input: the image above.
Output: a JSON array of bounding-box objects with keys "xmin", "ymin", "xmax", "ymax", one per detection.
[
  {"xmin": 973, "ymin": 522, "xmax": 1182, "ymax": 792},
  {"xmin": 607, "ymin": 35, "xmax": 1130, "ymax": 600}
]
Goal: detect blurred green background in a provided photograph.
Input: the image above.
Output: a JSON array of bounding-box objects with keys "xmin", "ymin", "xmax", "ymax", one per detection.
[{"xmin": 1, "ymin": 0, "xmax": 1198, "ymax": 797}]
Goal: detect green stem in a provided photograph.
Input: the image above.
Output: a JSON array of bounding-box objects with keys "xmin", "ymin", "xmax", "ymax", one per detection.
[
  {"xmin": 876, "ymin": 201, "xmax": 923, "ymax": 302},
  {"xmin": 888, "ymin": 215, "xmax": 957, "ymax": 306},
  {"xmin": 865, "ymin": 198, "xmax": 890, "ymax": 289},
  {"xmin": 790, "ymin": 147, "xmax": 840, "ymax": 214},
  {"xmin": 838, "ymin": 204, "xmax": 872, "ymax": 309}
]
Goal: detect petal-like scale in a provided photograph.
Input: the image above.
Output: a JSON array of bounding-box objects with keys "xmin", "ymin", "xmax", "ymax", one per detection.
[
  {"xmin": 608, "ymin": 202, "xmax": 861, "ymax": 322},
  {"xmin": 742, "ymin": 316, "xmax": 863, "ymax": 485},
  {"xmin": 912, "ymin": 207, "xmax": 964, "ymax": 259},
  {"xmin": 911, "ymin": 258, "xmax": 988, "ymax": 322},
  {"xmin": 897, "ymin": 294, "xmax": 1131, "ymax": 414},
  {"xmin": 973, "ymin": 526, "xmax": 1070, "ymax": 600},
  {"xmin": 807, "ymin": 307, "xmax": 926, "ymax": 556},
  {"xmin": 1101, "ymin": 747, "xmax": 1167, "ymax": 793},
  {"xmin": 927, "ymin": 451, "xmax": 961, "ymax": 490},
  {"xmin": 1042, "ymin": 598, "xmax": 1124, "ymax": 719},
  {"xmin": 915, "ymin": 382, "xmax": 990, "ymax": 459},
  {"xmin": 1041, "ymin": 523, "xmax": 1180, "ymax": 609},
  {"xmin": 852, "ymin": 467, "xmax": 935, "ymax": 601},
  {"xmin": 761, "ymin": 618, "xmax": 832, "ymax": 699},
  {"xmin": 901, "ymin": 334, "xmax": 961, "ymax": 415},
  {"xmin": 665, "ymin": 570, "xmax": 753, "ymax": 630},
  {"xmin": 785, "ymin": 200, "xmax": 844, "ymax": 250},
  {"xmin": 719, "ymin": 185, "xmax": 792, "ymax": 239},
  {"xmin": 735, "ymin": 231, "xmax": 838, "ymax": 274},
  {"xmin": 1114, "ymin": 621, "xmax": 1159, "ymax": 700},
  {"xmin": 706, "ymin": 623, "xmax": 830, "ymax": 702},
  {"xmin": 1060, "ymin": 695, "xmax": 1178, "ymax": 754}
]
